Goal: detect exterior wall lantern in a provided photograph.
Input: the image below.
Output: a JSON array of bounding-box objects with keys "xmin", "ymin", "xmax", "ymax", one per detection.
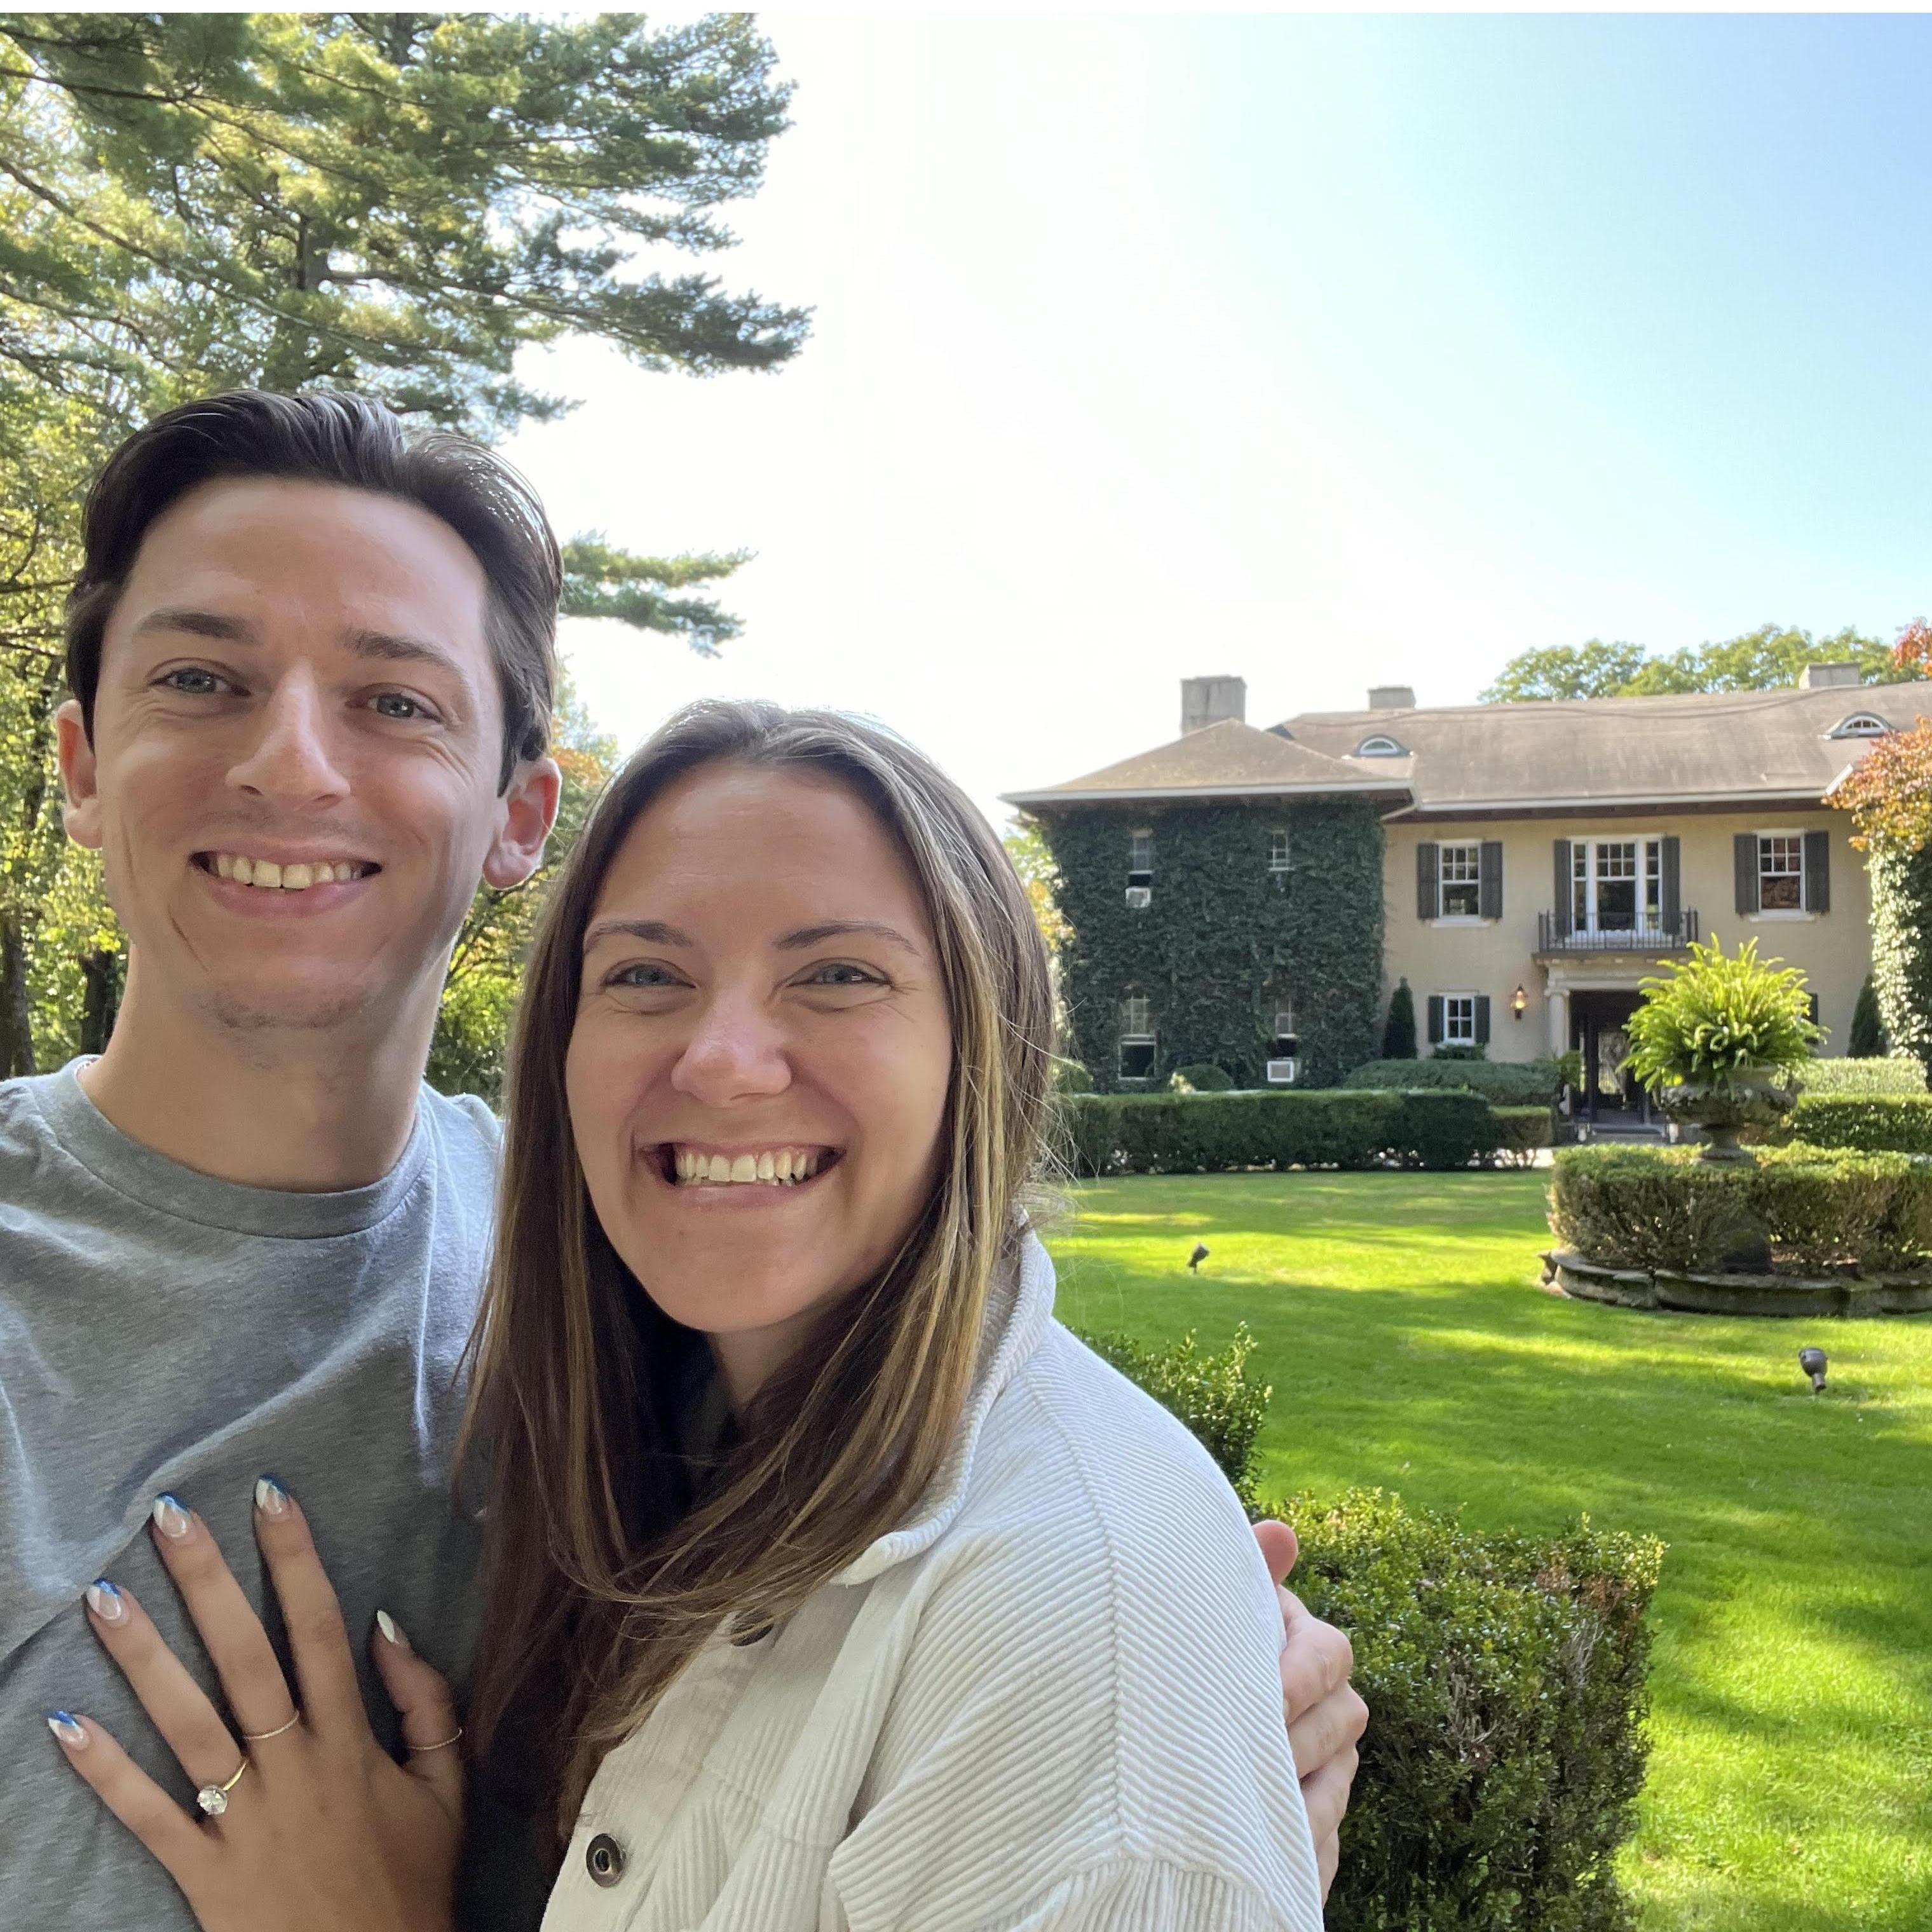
[{"xmin": 1511, "ymin": 984, "xmax": 1528, "ymax": 1020}]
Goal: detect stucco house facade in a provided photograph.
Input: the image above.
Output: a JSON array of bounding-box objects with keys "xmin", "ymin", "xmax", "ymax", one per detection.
[{"xmin": 1007, "ymin": 667, "xmax": 1930, "ymax": 1120}]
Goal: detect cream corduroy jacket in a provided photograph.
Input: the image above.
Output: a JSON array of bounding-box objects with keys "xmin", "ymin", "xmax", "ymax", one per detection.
[{"xmin": 538, "ymin": 1234, "xmax": 1325, "ymax": 1932}]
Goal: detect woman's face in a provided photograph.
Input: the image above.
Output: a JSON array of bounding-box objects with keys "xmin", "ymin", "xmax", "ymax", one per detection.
[{"xmin": 566, "ymin": 760, "xmax": 955, "ymax": 1405}]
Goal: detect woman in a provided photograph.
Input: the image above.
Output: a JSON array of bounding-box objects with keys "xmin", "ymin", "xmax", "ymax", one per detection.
[{"xmin": 49, "ymin": 702, "xmax": 1330, "ymax": 1930}]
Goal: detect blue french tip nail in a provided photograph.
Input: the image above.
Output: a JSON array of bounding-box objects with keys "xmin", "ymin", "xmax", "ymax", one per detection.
[{"xmin": 46, "ymin": 1711, "xmax": 86, "ymax": 1745}]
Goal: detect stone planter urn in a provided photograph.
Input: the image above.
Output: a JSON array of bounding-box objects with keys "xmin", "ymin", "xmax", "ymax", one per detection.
[{"xmin": 1653, "ymin": 1073, "xmax": 1796, "ymax": 1163}]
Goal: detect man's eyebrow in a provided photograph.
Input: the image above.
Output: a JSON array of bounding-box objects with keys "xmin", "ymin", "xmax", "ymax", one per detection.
[
  {"xmin": 776, "ymin": 920, "xmax": 921, "ymax": 956},
  {"xmin": 342, "ymin": 626, "xmax": 468, "ymax": 680},
  {"xmin": 583, "ymin": 918, "xmax": 695, "ymax": 951},
  {"xmin": 132, "ymin": 608, "xmax": 255, "ymax": 643}
]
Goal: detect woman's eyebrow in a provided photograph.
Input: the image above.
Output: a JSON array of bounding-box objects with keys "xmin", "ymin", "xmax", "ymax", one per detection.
[
  {"xmin": 583, "ymin": 918, "xmax": 694, "ymax": 951},
  {"xmin": 776, "ymin": 920, "xmax": 920, "ymax": 956}
]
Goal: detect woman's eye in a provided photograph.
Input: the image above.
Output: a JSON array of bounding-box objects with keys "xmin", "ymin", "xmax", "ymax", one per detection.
[
  {"xmin": 608, "ymin": 962, "xmax": 684, "ymax": 990},
  {"xmin": 805, "ymin": 962, "xmax": 885, "ymax": 988},
  {"xmin": 158, "ymin": 667, "xmax": 230, "ymax": 697},
  {"xmin": 371, "ymin": 692, "xmax": 432, "ymax": 721}
]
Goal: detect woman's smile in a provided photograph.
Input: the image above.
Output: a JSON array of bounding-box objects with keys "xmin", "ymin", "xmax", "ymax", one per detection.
[{"xmin": 652, "ymin": 1141, "xmax": 843, "ymax": 1190}]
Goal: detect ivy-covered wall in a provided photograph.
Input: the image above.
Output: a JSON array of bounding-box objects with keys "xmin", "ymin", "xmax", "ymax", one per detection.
[{"xmin": 1033, "ymin": 799, "xmax": 1385, "ymax": 1090}]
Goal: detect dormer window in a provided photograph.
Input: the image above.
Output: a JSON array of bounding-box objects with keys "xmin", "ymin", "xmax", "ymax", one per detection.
[
  {"xmin": 1354, "ymin": 735, "xmax": 1406, "ymax": 758},
  {"xmin": 1829, "ymin": 713, "xmax": 1891, "ymax": 739}
]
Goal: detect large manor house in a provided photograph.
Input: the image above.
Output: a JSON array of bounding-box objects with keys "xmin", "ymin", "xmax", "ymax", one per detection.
[{"xmin": 1007, "ymin": 668, "xmax": 1930, "ymax": 1124}]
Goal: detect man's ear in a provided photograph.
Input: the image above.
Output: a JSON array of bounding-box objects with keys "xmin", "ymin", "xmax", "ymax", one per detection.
[
  {"xmin": 482, "ymin": 755, "xmax": 562, "ymax": 890},
  {"xmin": 55, "ymin": 698, "xmax": 104, "ymax": 851}
]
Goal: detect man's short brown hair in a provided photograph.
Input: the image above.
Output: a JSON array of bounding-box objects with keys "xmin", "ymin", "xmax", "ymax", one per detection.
[{"xmin": 65, "ymin": 389, "xmax": 562, "ymax": 791}]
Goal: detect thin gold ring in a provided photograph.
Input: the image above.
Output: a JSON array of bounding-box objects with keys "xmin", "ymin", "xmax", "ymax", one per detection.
[
  {"xmin": 241, "ymin": 1714, "xmax": 301, "ymax": 1743},
  {"xmin": 407, "ymin": 1727, "xmax": 463, "ymax": 1753},
  {"xmin": 195, "ymin": 1757, "xmax": 249, "ymax": 1816}
]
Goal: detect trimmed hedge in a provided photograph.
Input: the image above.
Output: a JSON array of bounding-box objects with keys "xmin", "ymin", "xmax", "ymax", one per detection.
[
  {"xmin": 1493, "ymin": 1105, "xmax": 1554, "ymax": 1167},
  {"xmin": 1085, "ymin": 1331, "xmax": 1662, "ymax": 1932},
  {"xmin": 1056, "ymin": 1089, "xmax": 1504, "ymax": 1177},
  {"xmin": 1273, "ymin": 1488, "xmax": 1661, "ymax": 1932},
  {"xmin": 1549, "ymin": 1142, "xmax": 1932, "ymax": 1274},
  {"xmin": 1792, "ymin": 1056, "xmax": 1926, "ymax": 1096},
  {"xmin": 1343, "ymin": 1056, "xmax": 1565, "ymax": 1105},
  {"xmin": 1788, "ymin": 1094, "xmax": 1932, "ymax": 1153}
]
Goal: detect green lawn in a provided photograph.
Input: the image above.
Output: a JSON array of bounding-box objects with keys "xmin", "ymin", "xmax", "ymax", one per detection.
[{"xmin": 1045, "ymin": 1172, "xmax": 1932, "ymax": 1932}]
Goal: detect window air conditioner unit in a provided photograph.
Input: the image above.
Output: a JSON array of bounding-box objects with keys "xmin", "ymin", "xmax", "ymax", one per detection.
[
  {"xmin": 1265, "ymin": 1058, "xmax": 1298, "ymax": 1085},
  {"xmin": 1125, "ymin": 886, "xmax": 1152, "ymax": 909}
]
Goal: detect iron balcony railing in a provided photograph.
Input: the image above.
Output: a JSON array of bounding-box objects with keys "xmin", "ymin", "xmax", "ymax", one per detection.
[{"xmin": 1536, "ymin": 909, "xmax": 1700, "ymax": 954}]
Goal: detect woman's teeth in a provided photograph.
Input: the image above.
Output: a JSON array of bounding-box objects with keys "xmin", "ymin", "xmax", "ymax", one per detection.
[
  {"xmin": 674, "ymin": 1148, "xmax": 824, "ymax": 1187},
  {"xmin": 211, "ymin": 855, "xmax": 367, "ymax": 890}
]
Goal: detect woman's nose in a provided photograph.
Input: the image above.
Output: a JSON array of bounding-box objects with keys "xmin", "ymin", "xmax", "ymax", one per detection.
[{"xmin": 670, "ymin": 995, "xmax": 793, "ymax": 1106}]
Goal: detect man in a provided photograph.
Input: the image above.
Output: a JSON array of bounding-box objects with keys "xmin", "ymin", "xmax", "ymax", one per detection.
[{"xmin": 1, "ymin": 390, "xmax": 1364, "ymax": 1929}]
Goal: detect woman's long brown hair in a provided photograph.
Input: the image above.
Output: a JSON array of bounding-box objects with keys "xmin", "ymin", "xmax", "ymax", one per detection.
[{"xmin": 458, "ymin": 700, "xmax": 1057, "ymax": 1835}]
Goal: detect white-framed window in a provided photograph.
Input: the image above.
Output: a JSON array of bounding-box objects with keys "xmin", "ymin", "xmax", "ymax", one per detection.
[
  {"xmin": 1119, "ymin": 991, "xmax": 1156, "ymax": 1080},
  {"xmin": 1442, "ymin": 994, "xmax": 1479, "ymax": 1046},
  {"xmin": 1829, "ymin": 713, "xmax": 1891, "ymax": 739},
  {"xmin": 1438, "ymin": 841, "xmax": 1482, "ymax": 918},
  {"xmin": 1127, "ymin": 828, "xmax": 1153, "ymax": 885},
  {"xmin": 1759, "ymin": 833, "xmax": 1804, "ymax": 912},
  {"xmin": 1266, "ymin": 1002, "xmax": 1298, "ymax": 1085},
  {"xmin": 1269, "ymin": 829, "xmax": 1291, "ymax": 873},
  {"xmin": 1355, "ymin": 735, "xmax": 1406, "ymax": 757},
  {"xmin": 1572, "ymin": 838, "xmax": 1663, "ymax": 935}
]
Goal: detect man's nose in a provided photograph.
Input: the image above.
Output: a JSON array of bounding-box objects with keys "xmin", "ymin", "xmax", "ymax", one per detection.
[
  {"xmin": 224, "ymin": 672, "xmax": 350, "ymax": 806},
  {"xmin": 670, "ymin": 990, "xmax": 793, "ymax": 1106}
]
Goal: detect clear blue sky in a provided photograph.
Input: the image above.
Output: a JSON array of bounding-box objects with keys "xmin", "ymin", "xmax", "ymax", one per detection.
[{"xmin": 505, "ymin": 13, "xmax": 1932, "ymax": 824}]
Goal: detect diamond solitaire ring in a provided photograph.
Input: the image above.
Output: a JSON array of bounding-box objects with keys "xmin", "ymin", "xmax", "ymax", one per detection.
[{"xmin": 195, "ymin": 1757, "xmax": 249, "ymax": 1816}]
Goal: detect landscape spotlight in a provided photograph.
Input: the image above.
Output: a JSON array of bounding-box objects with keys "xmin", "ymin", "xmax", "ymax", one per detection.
[
  {"xmin": 1511, "ymin": 984, "xmax": 1529, "ymax": 1019},
  {"xmin": 1188, "ymin": 1242, "xmax": 1210, "ymax": 1273},
  {"xmin": 1799, "ymin": 1346, "xmax": 1827, "ymax": 1394}
]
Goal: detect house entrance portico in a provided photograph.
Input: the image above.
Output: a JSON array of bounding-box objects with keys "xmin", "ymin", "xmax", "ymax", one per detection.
[{"xmin": 1542, "ymin": 960, "xmax": 1660, "ymax": 1129}]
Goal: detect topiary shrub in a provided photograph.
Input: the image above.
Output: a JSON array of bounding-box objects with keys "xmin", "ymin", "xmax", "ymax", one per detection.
[
  {"xmin": 1382, "ymin": 976, "xmax": 1418, "ymax": 1059},
  {"xmin": 1850, "ymin": 972, "xmax": 1889, "ymax": 1058},
  {"xmin": 1270, "ymin": 1487, "xmax": 1662, "ymax": 1932},
  {"xmin": 1548, "ymin": 1146, "xmax": 1755, "ymax": 1272},
  {"xmin": 1788, "ymin": 1094, "xmax": 1932, "ymax": 1154},
  {"xmin": 1051, "ymin": 1054, "xmax": 1094, "ymax": 1094},
  {"xmin": 1077, "ymin": 1326, "xmax": 1268, "ymax": 1509},
  {"xmin": 1344, "ymin": 1057, "xmax": 1566, "ymax": 1105},
  {"xmin": 1793, "ymin": 1056, "xmax": 1926, "ymax": 1096},
  {"xmin": 1170, "ymin": 1062, "xmax": 1235, "ymax": 1093}
]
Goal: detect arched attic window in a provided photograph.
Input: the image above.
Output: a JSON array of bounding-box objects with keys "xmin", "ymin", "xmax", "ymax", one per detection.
[
  {"xmin": 1828, "ymin": 713, "xmax": 1893, "ymax": 739},
  {"xmin": 1354, "ymin": 735, "xmax": 1407, "ymax": 757}
]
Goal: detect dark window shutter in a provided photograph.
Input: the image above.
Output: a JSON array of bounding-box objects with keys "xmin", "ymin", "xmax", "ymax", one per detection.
[
  {"xmin": 1553, "ymin": 840, "xmax": 1573, "ymax": 938},
  {"xmin": 1804, "ymin": 830, "xmax": 1831, "ymax": 913},
  {"xmin": 1427, "ymin": 995, "xmax": 1445, "ymax": 1045},
  {"xmin": 1475, "ymin": 995, "xmax": 1492, "ymax": 1045},
  {"xmin": 1480, "ymin": 841, "xmax": 1503, "ymax": 920},
  {"xmin": 1735, "ymin": 833, "xmax": 1760, "ymax": 915},
  {"xmin": 1807, "ymin": 992, "xmax": 1821, "ymax": 1024},
  {"xmin": 1661, "ymin": 836, "xmax": 1682, "ymax": 932},
  {"xmin": 1417, "ymin": 843, "xmax": 1440, "ymax": 920}
]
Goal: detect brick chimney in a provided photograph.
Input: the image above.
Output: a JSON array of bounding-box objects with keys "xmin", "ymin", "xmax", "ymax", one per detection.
[
  {"xmin": 1799, "ymin": 662, "xmax": 1860, "ymax": 689},
  {"xmin": 1368, "ymin": 684, "xmax": 1416, "ymax": 710},
  {"xmin": 1181, "ymin": 676, "xmax": 1246, "ymax": 734}
]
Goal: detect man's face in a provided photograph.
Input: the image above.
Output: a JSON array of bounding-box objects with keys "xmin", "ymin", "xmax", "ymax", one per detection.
[{"xmin": 58, "ymin": 477, "xmax": 558, "ymax": 1038}]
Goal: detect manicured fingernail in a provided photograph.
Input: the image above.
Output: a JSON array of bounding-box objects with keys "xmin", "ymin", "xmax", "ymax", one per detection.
[
  {"xmin": 375, "ymin": 1610, "xmax": 411, "ymax": 1654},
  {"xmin": 151, "ymin": 1494, "xmax": 192, "ymax": 1540},
  {"xmin": 47, "ymin": 1712, "xmax": 87, "ymax": 1748},
  {"xmin": 254, "ymin": 1475, "xmax": 290, "ymax": 1519},
  {"xmin": 85, "ymin": 1581, "xmax": 126, "ymax": 1624}
]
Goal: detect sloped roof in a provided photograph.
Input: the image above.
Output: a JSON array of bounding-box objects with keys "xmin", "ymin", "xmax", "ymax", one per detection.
[
  {"xmin": 1002, "ymin": 717, "xmax": 1404, "ymax": 806},
  {"xmin": 1282, "ymin": 683, "xmax": 1932, "ymax": 816},
  {"xmin": 1005, "ymin": 682, "xmax": 1932, "ymax": 817}
]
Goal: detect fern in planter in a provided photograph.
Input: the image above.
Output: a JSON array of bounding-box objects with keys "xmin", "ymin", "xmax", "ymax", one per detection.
[{"xmin": 1624, "ymin": 936, "xmax": 1821, "ymax": 1092}]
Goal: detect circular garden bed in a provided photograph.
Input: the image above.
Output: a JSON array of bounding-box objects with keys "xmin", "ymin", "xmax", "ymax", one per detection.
[{"xmin": 1546, "ymin": 1142, "xmax": 1932, "ymax": 1319}]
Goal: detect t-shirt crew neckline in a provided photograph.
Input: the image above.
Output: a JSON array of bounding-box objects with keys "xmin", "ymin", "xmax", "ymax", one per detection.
[{"xmin": 27, "ymin": 1058, "xmax": 434, "ymax": 1240}]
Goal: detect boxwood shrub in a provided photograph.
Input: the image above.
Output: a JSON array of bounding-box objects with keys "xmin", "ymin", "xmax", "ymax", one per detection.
[
  {"xmin": 1085, "ymin": 1332, "xmax": 1663, "ymax": 1932},
  {"xmin": 1343, "ymin": 1056, "xmax": 1566, "ymax": 1105},
  {"xmin": 1492, "ymin": 1105, "xmax": 1554, "ymax": 1167},
  {"xmin": 1792, "ymin": 1056, "xmax": 1927, "ymax": 1096},
  {"xmin": 1549, "ymin": 1142, "xmax": 1932, "ymax": 1274},
  {"xmin": 1788, "ymin": 1094, "xmax": 1932, "ymax": 1153},
  {"xmin": 1056, "ymin": 1089, "xmax": 1504, "ymax": 1177},
  {"xmin": 1272, "ymin": 1488, "xmax": 1661, "ymax": 1932}
]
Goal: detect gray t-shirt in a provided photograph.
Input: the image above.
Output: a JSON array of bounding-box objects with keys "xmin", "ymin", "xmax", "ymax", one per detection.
[{"xmin": 0, "ymin": 1062, "xmax": 546, "ymax": 1931}]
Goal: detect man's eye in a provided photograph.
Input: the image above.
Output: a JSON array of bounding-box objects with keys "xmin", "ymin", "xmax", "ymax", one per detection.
[
  {"xmin": 372, "ymin": 693, "xmax": 431, "ymax": 721},
  {"xmin": 158, "ymin": 668, "xmax": 230, "ymax": 696}
]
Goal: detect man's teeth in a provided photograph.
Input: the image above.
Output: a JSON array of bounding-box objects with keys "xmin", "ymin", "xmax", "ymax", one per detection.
[
  {"xmin": 673, "ymin": 1147, "xmax": 824, "ymax": 1187},
  {"xmin": 212, "ymin": 855, "xmax": 366, "ymax": 890}
]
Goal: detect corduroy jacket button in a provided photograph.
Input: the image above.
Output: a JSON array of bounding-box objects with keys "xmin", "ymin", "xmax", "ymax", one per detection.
[{"xmin": 587, "ymin": 1833, "xmax": 625, "ymax": 1887}]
